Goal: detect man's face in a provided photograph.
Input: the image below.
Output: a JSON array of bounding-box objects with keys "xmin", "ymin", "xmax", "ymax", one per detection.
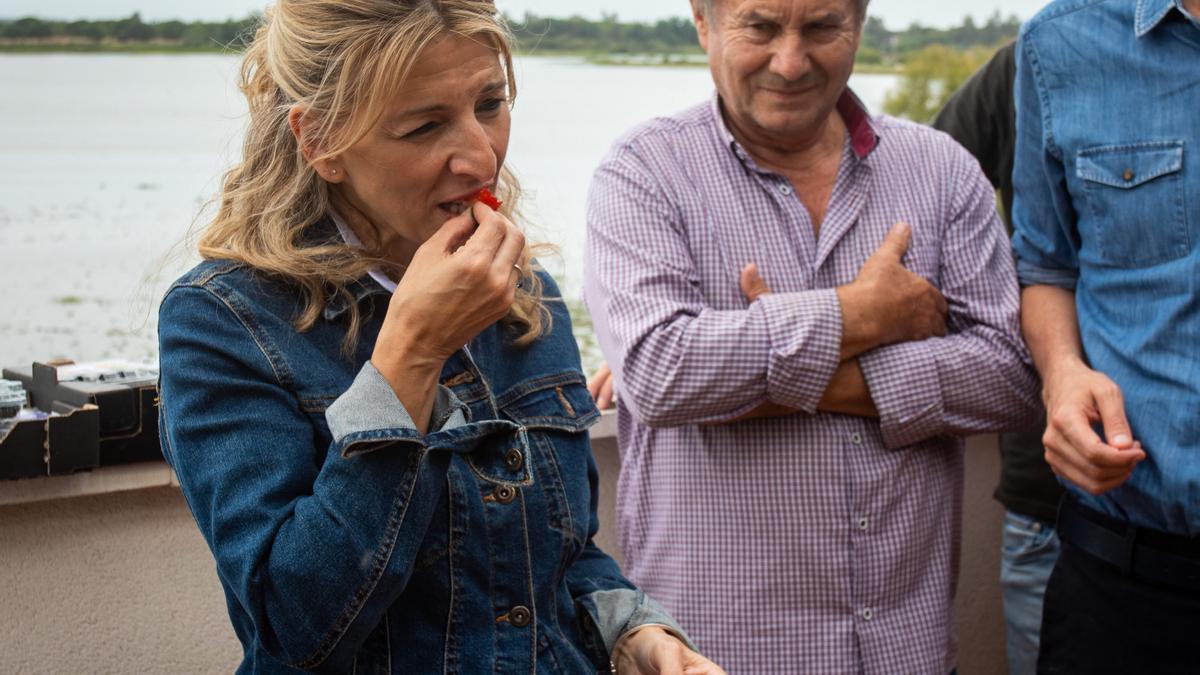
[{"xmin": 694, "ymin": 0, "xmax": 861, "ymax": 146}]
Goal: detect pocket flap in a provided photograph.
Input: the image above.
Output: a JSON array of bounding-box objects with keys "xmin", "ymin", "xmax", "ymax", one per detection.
[
  {"xmin": 495, "ymin": 371, "xmax": 599, "ymax": 433},
  {"xmin": 1076, "ymin": 142, "xmax": 1183, "ymax": 189}
]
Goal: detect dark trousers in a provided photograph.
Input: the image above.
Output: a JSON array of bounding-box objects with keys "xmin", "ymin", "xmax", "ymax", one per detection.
[{"xmin": 1036, "ymin": 502, "xmax": 1200, "ymax": 674}]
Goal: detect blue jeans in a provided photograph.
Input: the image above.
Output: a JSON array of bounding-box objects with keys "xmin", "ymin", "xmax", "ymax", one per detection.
[{"xmin": 1000, "ymin": 510, "xmax": 1060, "ymax": 675}]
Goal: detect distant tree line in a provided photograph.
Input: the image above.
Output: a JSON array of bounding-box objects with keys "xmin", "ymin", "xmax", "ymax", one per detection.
[
  {"xmin": 1, "ymin": 11, "xmax": 1019, "ymax": 58},
  {"xmin": 0, "ymin": 13, "xmax": 257, "ymax": 49}
]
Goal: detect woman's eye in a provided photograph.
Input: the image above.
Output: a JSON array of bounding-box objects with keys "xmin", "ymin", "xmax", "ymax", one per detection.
[
  {"xmin": 403, "ymin": 121, "xmax": 439, "ymax": 138},
  {"xmin": 478, "ymin": 98, "xmax": 505, "ymax": 113}
]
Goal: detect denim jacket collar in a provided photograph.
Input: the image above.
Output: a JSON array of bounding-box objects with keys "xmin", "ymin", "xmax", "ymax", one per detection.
[
  {"xmin": 302, "ymin": 215, "xmax": 392, "ymax": 322},
  {"xmin": 1136, "ymin": 0, "xmax": 1186, "ymax": 37},
  {"xmin": 322, "ymin": 276, "xmax": 391, "ymax": 322}
]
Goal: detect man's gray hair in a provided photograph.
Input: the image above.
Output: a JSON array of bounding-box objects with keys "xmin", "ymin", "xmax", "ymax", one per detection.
[{"xmin": 695, "ymin": 0, "xmax": 871, "ymax": 23}]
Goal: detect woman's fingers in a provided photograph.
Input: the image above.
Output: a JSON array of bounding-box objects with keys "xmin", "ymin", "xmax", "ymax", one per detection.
[{"xmin": 425, "ymin": 209, "xmax": 479, "ymax": 255}]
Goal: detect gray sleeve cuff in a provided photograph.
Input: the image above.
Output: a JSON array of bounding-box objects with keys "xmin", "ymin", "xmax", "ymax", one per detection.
[
  {"xmin": 581, "ymin": 588, "xmax": 695, "ymax": 656},
  {"xmin": 325, "ymin": 362, "xmax": 467, "ymax": 458}
]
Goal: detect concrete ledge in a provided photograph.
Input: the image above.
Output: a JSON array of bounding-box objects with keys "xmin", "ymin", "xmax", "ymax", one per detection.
[
  {"xmin": 0, "ymin": 462, "xmax": 176, "ymax": 508},
  {"xmin": 0, "ymin": 413, "xmax": 625, "ymax": 509}
]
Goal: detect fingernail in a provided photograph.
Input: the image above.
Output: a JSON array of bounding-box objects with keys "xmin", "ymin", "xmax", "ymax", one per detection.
[{"xmin": 1112, "ymin": 434, "xmax": 1131, "ymax": 446}]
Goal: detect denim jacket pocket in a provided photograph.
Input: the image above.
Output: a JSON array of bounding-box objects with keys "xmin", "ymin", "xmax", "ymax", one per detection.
[
  {"xmin": 1076, "ymin": 141, "xmax": 1188, "ymax": 267},
  {"xmin": 497, "ymin": 372, "xmax": 600, "ymax": 554}
]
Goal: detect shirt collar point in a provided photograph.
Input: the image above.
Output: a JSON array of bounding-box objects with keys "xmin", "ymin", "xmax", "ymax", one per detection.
[{"xmin": 1135, "ymin": 0, "xmax": 1177, "ymax": 37}]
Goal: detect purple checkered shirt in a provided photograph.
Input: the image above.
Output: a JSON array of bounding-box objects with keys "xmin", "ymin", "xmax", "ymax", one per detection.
[{"xmin": 583, "ymin": 91, "xmax": 1040, "ymax": 674}]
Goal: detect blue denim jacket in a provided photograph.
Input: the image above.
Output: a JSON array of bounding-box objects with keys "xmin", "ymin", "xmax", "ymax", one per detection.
[
  {"xmin": 1012, "ymin": 0, "xmax": 1200, "ymax": 534},
  {"xmin": 157, "ymin": 253, "xmax": 687, "ymax": 673}
]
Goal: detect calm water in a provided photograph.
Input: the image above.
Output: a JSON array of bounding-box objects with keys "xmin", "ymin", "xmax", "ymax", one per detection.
[{"xmin": 0, "ymin": 54, "xmax": 897, "ymax": 368}]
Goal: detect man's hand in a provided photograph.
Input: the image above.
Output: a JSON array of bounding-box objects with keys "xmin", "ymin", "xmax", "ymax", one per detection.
[
  {"xmin": 731, "ymin": 264, "xmax": 877, "ymax": 420},
  {"xmin": 1041, "ymin": 357, "xmax": 1145, "ymax": 495},
  {"xmin": 837, "ymin": 222, "xmax": 948, "ymax": 359},
  {"xmin": 613, "ymin": 626, "xmax": 726, "ymax": 675},
  {"xmin": 588, "ymin": 363, "xmax": 615, "ymax": 410}
]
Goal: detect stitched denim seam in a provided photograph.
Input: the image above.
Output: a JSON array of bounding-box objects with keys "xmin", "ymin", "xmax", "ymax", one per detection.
[
  {"xmin": 530, "ymin": 432, "xmax": 580, "ymax": 548},
  {"xmin": 1022, "ymin": 27, "xmax": 1062, "ymax": 163},
  {"xmin": 213, "ymin": 282, "xmax": 297, "ymax": 389},
  {"xmin": 290, "ymin": 449, "xmax": 426, "ymax": 669},
  {"xmin": 494, "ymin": 371, "xmax": 588, "ymax": 409},
  {"xmin": 517, "ymin": 492, "xmax": 538, "ymax": 674}
]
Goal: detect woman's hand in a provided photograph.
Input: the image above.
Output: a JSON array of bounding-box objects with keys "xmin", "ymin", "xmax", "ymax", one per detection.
[
  {"xmin": 370, "ymin": 202, "xmax": 524, "ymax": 431},
  {"xmin": 613, "ymin": 626, "xmax": 726, "ymax": 675}
]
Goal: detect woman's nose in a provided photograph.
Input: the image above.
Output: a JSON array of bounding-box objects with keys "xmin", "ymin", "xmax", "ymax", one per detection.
[{"xmin": 448, "ymin": 120, "xmax": 498, "ymax": 182}]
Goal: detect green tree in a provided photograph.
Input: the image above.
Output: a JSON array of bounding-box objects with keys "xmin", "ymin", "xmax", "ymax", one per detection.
[
  {"xmin": 65, "ymin": 20, "xmax": 104, "ymax": 41},
  {"xmin": 114, "ymin": 13, "xmax": 153, "ymax": 42},
  {"xmin": 883, "ymin": 44, "xmax": 993, "ymax": 123},
  {"xmin": 2, "ymin": 17, "xmax": 54, "ymax": 39}
]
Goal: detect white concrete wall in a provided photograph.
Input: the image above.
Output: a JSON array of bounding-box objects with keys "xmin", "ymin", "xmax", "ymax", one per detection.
[{"xmin": 0, "ymin": 431, "xmax": 1006, "ymax": 673}]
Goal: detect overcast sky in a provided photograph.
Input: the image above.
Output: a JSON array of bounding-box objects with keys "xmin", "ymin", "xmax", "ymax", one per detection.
[{"xmin": 2, "ymin": 0, "xmax": 1050, "ymax": 30}]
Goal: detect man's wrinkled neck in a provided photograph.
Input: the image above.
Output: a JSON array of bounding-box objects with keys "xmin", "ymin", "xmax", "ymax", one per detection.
[{"xmin": 719, "ymin": 97, "xmax": 847, "ymax": 175}]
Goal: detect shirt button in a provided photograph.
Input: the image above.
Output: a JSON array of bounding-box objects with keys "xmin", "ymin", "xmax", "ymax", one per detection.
[
  {"xmin": 862, "ymin": 608, "xmax": 874, "ymax": 621},
  {"xmin": 494, "ymin": 485, "xmax": 518, "ymax": 504},
  {"xmin": 1123, "ymin": 169, "xmax": 1135, "ymax": 182},
  {"xmin": 778, "ymin": 184, "xmax": 793, "ymax": 195},
  {"xmin": 850, "ymin": 433, "xmax": 862, "ymax": 445},
  {"xmin": 504, "ymin": 448, "xmax": 524, "ymax": 472},
  {"xmin": 857, "ymin": 518, "xmax": 869, "ymax": 531},
  {"xmin": 509, "ymin": 605, "xmax": 532, "ymax": 628}
]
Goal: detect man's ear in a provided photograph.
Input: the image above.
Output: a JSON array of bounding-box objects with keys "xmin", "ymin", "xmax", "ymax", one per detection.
[
  {"xmin": 691, "ymin": 0, "xmax": 711, "ymax": 52},
  {"xmin": 288, "ymin": 104, "xmax": 344, "ymax": 183}
]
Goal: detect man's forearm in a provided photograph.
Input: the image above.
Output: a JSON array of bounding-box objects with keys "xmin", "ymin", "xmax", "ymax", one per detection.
[
  {"xmin": 726, "ymin": 359, "xmax": 878, "ymax": 423},
  {"xmin": 1021, "ymin": 285, "xmax": 1086, "ymax": 382}
]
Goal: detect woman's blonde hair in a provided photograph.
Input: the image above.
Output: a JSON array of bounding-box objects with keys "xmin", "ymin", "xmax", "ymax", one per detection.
[{"xmin": 199, "ymin": 0, "xmax": 548, "ymax": 350}]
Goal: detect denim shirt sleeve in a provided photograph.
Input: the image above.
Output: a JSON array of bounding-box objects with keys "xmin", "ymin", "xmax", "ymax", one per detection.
[
  {"xmin": 158, "ymin": 284, "xmax": 486, "ymax": 672},
  {"xmin": 1010, "ymin": 29, "xmax": 1082, "ymax": 290}
]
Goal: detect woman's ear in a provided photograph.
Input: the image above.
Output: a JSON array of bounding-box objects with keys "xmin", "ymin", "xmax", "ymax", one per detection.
[{"xmin": 288, "ymin": 104, "xmax": 345, "ymax": 183}]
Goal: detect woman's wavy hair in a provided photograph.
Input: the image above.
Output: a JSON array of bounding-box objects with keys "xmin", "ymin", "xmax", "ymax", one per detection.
[{"xmin": 198, "ymin": 0, "xmax": 549, "ymax": 351}]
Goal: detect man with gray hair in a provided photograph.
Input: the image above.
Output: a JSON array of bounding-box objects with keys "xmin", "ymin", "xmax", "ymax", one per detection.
[{"xmin": 584, "ymin": 0, "xmax": 1041, "ymax": 671}]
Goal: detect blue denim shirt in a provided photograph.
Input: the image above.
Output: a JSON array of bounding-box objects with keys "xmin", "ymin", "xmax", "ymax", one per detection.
[
  {"xmin": 157, "ymin": 253, "xmax": 688, "ymax": 673},
  {"xmin": 1012, "ymin": 0, "xmax": 1200, "ymax": 535}
]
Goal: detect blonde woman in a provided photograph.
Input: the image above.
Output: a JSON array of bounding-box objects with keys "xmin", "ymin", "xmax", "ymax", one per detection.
[{"xmin": 156, "ymin": 2, "xmax": 723, "ymax": 673}]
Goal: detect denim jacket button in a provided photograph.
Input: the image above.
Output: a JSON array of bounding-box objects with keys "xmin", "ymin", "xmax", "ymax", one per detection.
[
  {"xmin": 494, "ymin": 485, "xmax": 518, "ymax": 504},
  {"xmin": 504, "ymin": 448, "xmax": 524, "ymax": 472},
  {"xmin": 509, "ymin": 605, "xmax": 531, "ymax": 628}
]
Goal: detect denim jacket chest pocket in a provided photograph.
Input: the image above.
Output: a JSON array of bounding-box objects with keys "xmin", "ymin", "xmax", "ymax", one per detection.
[
  {"xmin": 494, "ymin": 372, "xmax": 601, "ymax": 562},
  {"xmin": 1075, "ymin": 141, "xmax": 1188, "ymax": 267}
]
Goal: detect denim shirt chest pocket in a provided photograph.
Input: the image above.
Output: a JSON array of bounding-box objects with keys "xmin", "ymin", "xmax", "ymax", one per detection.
[{"xmin": 1075, "ymin": 141, "xmax": 1189, "ymax": 267}]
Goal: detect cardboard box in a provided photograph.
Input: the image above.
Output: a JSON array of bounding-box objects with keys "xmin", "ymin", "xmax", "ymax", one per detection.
[
  {"xmin": 0, "ymin": 404, "xmax": 100, "ymax": 480},
  {"xmin": 2, "ymin": 362, "xmax": 162, "ymax": 471}
]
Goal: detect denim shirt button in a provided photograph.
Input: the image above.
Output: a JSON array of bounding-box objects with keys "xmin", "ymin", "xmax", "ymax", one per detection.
[
  {"xmin": 494, "ymin": 485, "xmax": 518, "ymax": 504},
  {"xmin": 509, "ymin": 605, "xmax": 532, "ymax": 628},
  {"xmin": 504, "ymin": 448, "xmax": 524, "ymax": 472}
]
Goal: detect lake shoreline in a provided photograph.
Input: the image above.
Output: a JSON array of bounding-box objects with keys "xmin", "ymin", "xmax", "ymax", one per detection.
[{"xmin": 0, "ymin": 45, "xmax": 902, "ymax": 74}]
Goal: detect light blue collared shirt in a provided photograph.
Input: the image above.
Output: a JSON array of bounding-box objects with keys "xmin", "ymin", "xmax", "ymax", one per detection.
[{"xmin": 1013, "ymin": 0, "xmax": 1200, "ymax": 534}]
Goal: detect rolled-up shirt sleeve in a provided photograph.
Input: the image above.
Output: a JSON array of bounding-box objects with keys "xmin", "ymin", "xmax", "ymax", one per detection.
[
  {"xmin": 1011, "ymin": 29, "xmax": 1081, "ymax": 290},
  {"xmin": 585, "ymin": 146, "xmax": 843, "ymax": 428},
  {"xmin": 858, "ymin": 147, "xmax": 1042, "ymax": 448}
]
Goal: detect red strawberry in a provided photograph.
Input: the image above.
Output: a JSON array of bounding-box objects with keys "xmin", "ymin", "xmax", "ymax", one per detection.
[{"xmin": 474, "ymin": 187, "xmax": 503, "ymax": 210}]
